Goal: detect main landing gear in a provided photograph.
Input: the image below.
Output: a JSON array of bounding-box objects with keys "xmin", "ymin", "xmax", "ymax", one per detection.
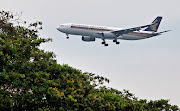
[
  {"xmin": 102, "ymin": 42, "xmax": 108, "ymax": 46},
  {"xmin": 113, "ymin": 39, "xmax": 120, "ymax": 44},
  {"xmin": 102, "ymin": 39, "xmax": 108, "ymax": 46},
  {"xmin": 102, "ymin": 40, "xmax": 120, "ymax": 46},
  {"xmin": 100, "ymin": 33, "xmax": 108, "ymax": 46}
]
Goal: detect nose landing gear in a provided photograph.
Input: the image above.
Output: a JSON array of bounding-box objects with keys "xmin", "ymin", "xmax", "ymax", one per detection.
[{"xmin": 66, "ymin": 34, "xmax": 69, "ymax": 39}]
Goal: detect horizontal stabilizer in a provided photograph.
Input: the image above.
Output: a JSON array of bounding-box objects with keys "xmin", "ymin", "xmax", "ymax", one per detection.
[{"xmin": 158, "ymin": 30, "xmax": 171, "ymax": 34}]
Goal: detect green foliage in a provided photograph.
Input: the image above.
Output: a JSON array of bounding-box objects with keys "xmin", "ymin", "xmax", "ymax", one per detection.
[{"xmin": 0, "ymin": 10, "xmax": 179, "ymax": 111}]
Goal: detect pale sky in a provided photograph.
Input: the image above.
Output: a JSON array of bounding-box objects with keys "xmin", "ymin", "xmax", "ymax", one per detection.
[{"xmin": 1, "ymin": 0, "xmax": 180, "ymax": 106}]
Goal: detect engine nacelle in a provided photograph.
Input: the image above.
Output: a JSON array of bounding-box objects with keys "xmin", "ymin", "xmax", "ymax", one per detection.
[{"xmin": 82, "ymin": 36, "xmax": 95, "ymax": 42}]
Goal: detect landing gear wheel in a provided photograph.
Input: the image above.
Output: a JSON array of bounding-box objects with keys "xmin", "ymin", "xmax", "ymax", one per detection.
[
  {"xmin": 102, "ymin": 42, "xmax": 105, "ymax": 44},
  {"xmin": 113, "ymin": 40, "xmax": 117, "ymax": 42},
  {"xmin": 116, "ymin": 42, "xmax": 120, "ymax": 44},
  {"xmin": 66, "ymin": 34, "xmax": 69, "ymax": 39},
  {"xmin": 104, "ymin": 44, "xmax": 108, "ymax": 46}
]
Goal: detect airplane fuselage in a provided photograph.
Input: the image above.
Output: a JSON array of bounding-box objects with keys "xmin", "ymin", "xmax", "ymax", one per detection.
[{"xmin": 57, "ymin": 23, "xmax": 157, "ymax": 40}]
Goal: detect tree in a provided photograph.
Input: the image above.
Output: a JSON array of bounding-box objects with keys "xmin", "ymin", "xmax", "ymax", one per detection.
[{"xmin": 0, "ymin": 10, "xmax": 179, "ymax": 111}]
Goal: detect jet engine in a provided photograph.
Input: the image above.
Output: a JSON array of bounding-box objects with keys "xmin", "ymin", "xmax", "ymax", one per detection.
[{"xmin": 82, "ymin": 36, "xmax": 95, "ymax": 42}]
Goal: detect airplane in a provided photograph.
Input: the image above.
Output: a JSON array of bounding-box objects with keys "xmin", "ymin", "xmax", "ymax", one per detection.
[{"xmin": 56, "ymin": 16, "xmax": 170, "ymax": 46}]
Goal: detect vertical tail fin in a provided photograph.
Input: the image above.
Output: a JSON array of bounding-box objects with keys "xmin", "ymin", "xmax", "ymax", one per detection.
[{"xmin": 144, "ymin": 16, "xmax": 162, "ymax": 32}]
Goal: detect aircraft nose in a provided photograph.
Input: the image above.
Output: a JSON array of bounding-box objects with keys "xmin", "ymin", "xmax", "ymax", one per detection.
[
  {"xmin": 56, "ymin": 26, "xmax": 62, "ymax": 31},
  {"xmin": 57, "ymin": 24, "xmax": 66, "ymax": 32}
]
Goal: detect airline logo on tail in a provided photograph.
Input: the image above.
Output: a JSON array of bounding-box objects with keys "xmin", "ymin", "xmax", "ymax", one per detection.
[{"xmin": 144, "ymin": 16, "xmax": 162, "ymax": 32}]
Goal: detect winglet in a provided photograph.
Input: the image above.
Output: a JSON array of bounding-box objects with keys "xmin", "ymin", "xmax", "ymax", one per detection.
[{"xmin": 144, "ymin": 16, "xmax": 162, "ymax": 32}]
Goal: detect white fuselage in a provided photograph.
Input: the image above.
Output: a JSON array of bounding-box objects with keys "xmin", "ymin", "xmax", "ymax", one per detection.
[{"xmin": 57, "ymin": 23, "xmax": 156, "ymax": 40}]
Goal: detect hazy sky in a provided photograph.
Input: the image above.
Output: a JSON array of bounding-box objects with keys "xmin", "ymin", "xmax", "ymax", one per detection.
[{"xmin": 1, "ymin": 0, "xmax": 180, "ymax": 106}]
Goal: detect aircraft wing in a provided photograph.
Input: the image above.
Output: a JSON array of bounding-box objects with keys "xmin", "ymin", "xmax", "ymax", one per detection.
[{"xmin": 111, "ymin": 24, "xmax": 153, "ymax": 36}]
